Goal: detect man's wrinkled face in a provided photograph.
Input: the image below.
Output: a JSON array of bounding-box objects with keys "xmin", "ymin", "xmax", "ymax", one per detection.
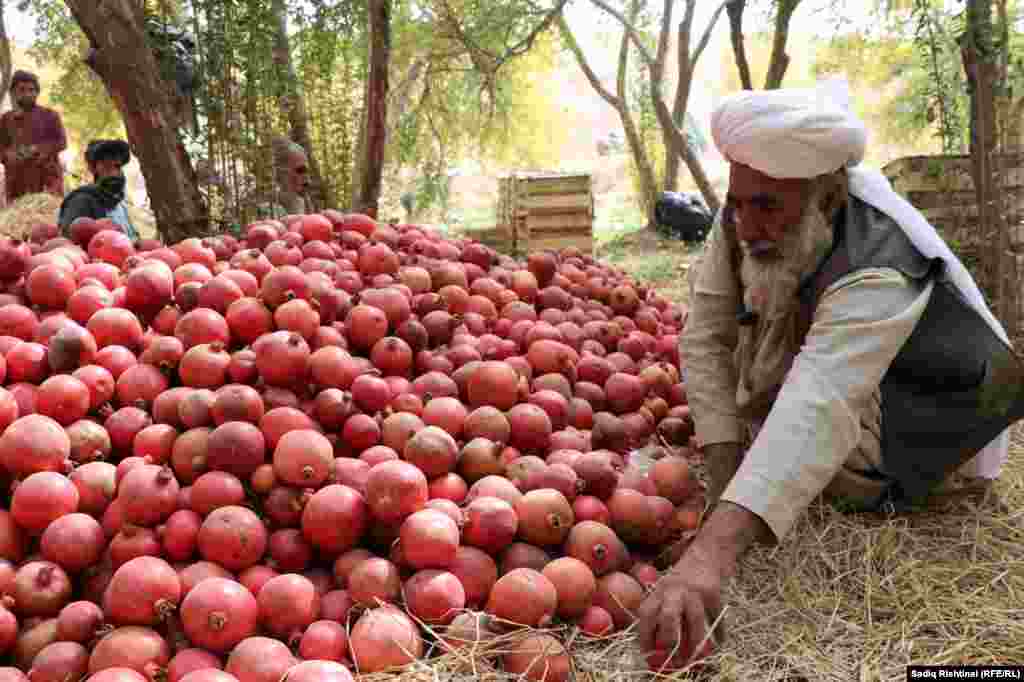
[
  {"xmin": 728, "ymin": 163, "xmax": 838, "ymax": 319},
  {"xmin": 285, "ymin": 152, "xmax": 309, "ymax": 195},
  {"xmin": 12, "ymin": 81, "xmax": 39, "ymax": 111},
  {"xmin": 727, "ymin": 163, "xmax": 810, "ymax": 260}
]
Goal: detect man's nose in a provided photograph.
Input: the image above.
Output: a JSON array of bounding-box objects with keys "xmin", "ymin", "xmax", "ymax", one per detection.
[{"xmin": 734, "ymin": 208, "xmax": 763, "ymax": 240}]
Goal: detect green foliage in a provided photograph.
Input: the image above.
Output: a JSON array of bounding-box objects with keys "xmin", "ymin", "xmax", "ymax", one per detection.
[
  {"xmin": 812, "ymin": 0, "xmax": 1024, "ymax": 154},
  {"xmin": 24, "ymin": 0, "xmax": 124, "ymax": 165},
  {"xmin": 295, "ymin": 5, "xmax": 367, "ymax": 209},
  {"xmin": 378, "ymin": 0, "xmax": 568, "ymax": 218},
  {"xmin": 21, "ymin": 0, "xmax": 582, "ymax": 225}
]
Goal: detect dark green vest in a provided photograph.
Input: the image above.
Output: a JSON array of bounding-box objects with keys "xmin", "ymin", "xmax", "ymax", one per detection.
[{"xmin": 796, "ymin": 196, "xmax": 1024, "ymax": 504}]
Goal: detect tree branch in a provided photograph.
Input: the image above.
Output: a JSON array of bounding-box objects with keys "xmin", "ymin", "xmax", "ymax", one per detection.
[
  {"xmin": 659, "ymin": 0, "xmax": 679, "ymax": 189},
  {"xmin": 588, "ymin": 0, "xmax": 655, "ymax": 66},
  {"xmin": 726, "ymin": 0, "xmax": 753, "ymax": 89},
  {"xmin": 692, "ymin": 0, "xmax": 727, "ymax": 66},
  {"xmin": 672, "ymin": 0, "xmax": 697, "ymax": 128},
  {"xmin": 616, "ymin": 0, "xmax": 660, "ymax": 224},
  {"xmin": 615, "ymin": 0, "xmax": 633, "ymax": 104},
  {"xmin": 555, "ymin": 13, "xmax": 622, "ymax": 109},
  {"xmin": 653, "ymin": 0, "xmax": 727, "ymax": 212},
  {"xmin": 502, "ymin": 0, "xmax": 571, "ymax": 60},
  {"xmin": 764, "ymin": 0, "xmax": 801, "ymax": 89},
  {"xmin": 655, "ymin": 0, "xmax": 673, "ymax": 70}
]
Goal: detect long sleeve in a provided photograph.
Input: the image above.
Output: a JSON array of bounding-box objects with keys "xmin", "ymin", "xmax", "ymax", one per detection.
[
  {"xmin": 680, "ymin": 213, "xmax": 745, "ymax": 446},
  {"xmin": 721, "ymin": 267, "xmax": 933, "ymax": 541}
]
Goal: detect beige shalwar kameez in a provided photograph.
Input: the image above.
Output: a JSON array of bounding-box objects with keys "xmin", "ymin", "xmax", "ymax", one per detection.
[{"xmin": 681, "ymin": 214, "xmax": 935, "ymax": 541}]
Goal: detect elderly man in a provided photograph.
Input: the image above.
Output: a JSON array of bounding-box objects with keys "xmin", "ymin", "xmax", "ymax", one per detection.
[
  {"xmin": 636, "ymin": 80, "xmax": 1024, "ymax": 666},
  {"xmin": 270, "ymin": 137, "xmax": 311, "ymax": 217},
  {"xmin": 0, "ymin": 70, "xmax": 67, "ymax": 202}
]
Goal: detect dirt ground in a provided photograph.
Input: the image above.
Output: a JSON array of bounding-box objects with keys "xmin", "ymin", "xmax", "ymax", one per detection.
[{"xmin": 596, "ymin": 227, "xmax": 700, "ymax": 306}]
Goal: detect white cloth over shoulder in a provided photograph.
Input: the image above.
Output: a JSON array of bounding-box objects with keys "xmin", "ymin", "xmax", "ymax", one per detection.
[{"xmin": 710, "ymin": 78, "xmax": 1010, "ymax": 479}]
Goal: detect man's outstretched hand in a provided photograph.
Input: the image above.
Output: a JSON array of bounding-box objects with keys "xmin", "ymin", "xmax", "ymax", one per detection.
[
  {"xmin": 637, "ymin": 501, "xmax": 774, "ymax": 669},
  {"xmin": 637, "ymin": 542, "xmax": 729, "ymax": 666}
]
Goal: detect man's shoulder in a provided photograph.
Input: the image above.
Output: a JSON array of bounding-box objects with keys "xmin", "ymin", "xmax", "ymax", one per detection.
[{"xmin": 62, "ymin": 184, "xmax": 102, "ymax": 207}]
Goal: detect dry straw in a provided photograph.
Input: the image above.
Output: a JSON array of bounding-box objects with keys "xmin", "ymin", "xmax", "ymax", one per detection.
[
  {"xmin": 0, "ymin": 192, "xmax": 63, "ymax": 239},
  {"xmin": 353, "ymin": 424, "xmax": 1023, "ymax": 682},
  {"xmin": 0, "ymin": 192, "xmax": 157, "ymax": 240}
]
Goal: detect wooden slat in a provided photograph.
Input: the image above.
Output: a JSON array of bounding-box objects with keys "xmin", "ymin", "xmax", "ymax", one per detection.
[
  {"xmin": 530, "ymin": 236, "xmax": 594, "ymax": 254},
  {"xmin": 522, "ymin": 195, "xmax": 592, "ymax": 213},
  {"xmin": 526, "ymin": 213, "xmax": 593, "ymax": 231},
  {"xmin": 524, "ymin": 179, "xmax": 591, "ymax": 196},
  {"xmin": 884, "ymin": 155, "xmax": 1024, "ymax": 193}
]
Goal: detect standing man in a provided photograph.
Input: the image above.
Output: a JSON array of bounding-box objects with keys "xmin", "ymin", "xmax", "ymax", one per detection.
[
  {"xmin": 0, "ymin": 70, "xmax": 68, "ymax": 202},
  {"xmin": 58, "ymin": 139, "xmax": 137, "ymax": 240}
]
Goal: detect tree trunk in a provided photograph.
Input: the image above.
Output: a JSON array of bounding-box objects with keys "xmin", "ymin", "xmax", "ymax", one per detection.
[
  {"xmin": 726, "ymin": 0, "xmax": 753, "ymax": 90},
  {"xmin": 558, "ymin": 9, "xmax": 658, "ymax": 225},
  {"xmin": 66, "ymin": 0, "xmax": 208, "ymax": 242},
  {"xmin": 618, "ymin": 0, "xmax": 659, "ymax": 226},
  {"xmin": 270, "ymin": 0, "xmax": 329, "ymax": 211},
  {"xmin": 962, "ymin": 0, "xmax": 1003, "ymax": 317},
  {"xmin": 660, "ymin": 0, "xmax": 680, "ymax": 191},
  {"xmin": 764, "ymin": 0, "xmax": 799, "ymax": 89},
  {"xmin": 653, "ymin": 97, "xmax": 720, "ymax": 215},
  {"xmin": 0, "ymin": 0, "xmax": 12, "ymax": 109},
  {"xmin": 351, "ymin": 0, "xmax": 391, "ymax": 218},
  {"xmin": 651, "ymin": 0, "xmax": 723, "ymax": 214}
]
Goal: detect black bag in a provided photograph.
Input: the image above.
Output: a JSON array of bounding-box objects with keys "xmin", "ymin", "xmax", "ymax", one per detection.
[{"xmin": 655, "ymin": 192, "xmax": 712, "ymax": 243}]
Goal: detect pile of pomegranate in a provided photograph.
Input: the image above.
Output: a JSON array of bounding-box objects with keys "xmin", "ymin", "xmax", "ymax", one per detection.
[{"xmin": 0, "ymin": 211, "xmax": 703, "ymax": 682}]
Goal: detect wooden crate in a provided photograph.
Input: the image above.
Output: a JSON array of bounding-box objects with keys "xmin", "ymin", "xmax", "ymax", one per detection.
[
  {"xmin": 497, "ymin": 172, "xmax": 594, "ymax": 256},
  {"xmin": 458, "ymin": 224, "xmax": 513, "ymax": 253},
  {"xmin": 882, "ymin": 154, "xmax": 1024, "ymax": 245}
]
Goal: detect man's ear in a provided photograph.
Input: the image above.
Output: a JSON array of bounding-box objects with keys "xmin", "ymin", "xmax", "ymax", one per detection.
[{"xmin": 817, "ymin": 170, "xmax": 849, "ymax": 219}]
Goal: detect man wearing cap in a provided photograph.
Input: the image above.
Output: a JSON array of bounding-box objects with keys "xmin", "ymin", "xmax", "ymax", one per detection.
[
  {"xmin": 0, "ymin": 70, "xmax": 68, "ymax": 202},
  {"xmin": 636, "ymin": 79, "xmax": 1024, "ymax": 665},
  {"xmin": 270, "ymin": 137, "xmax": 311, "ymax": 217},
  {"xmin": 58, "ymin": 140, "xmax": 137, "ymax": 240}
]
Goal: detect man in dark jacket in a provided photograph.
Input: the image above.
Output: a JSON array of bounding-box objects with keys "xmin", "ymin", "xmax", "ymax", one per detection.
[{"xmin": 58, "ymin": 139, "xmax": 137, "ymax": 240}]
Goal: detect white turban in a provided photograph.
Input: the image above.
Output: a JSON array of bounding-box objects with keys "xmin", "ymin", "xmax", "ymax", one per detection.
[
  {"xmin": 711, "ymin": 78, "xmax": 867, "ymax": 179},
  {"xmin": 711, "ymin": 78, "xmax": 1010, "ymax": 480}
]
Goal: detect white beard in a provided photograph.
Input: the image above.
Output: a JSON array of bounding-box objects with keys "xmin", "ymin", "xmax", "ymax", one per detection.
[{"xmin": 738, "ymin": 198, "xmax": 837, "ymax": 321}]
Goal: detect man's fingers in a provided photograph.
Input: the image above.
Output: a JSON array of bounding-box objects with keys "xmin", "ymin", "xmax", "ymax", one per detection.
[
  {"xmin": 681, "ymin": 592, "xmax": 707, "ymax": 662},
  {"xmin": 706, "ymin": 593, "xmax": 727, "ymax": 645},
  {"xmin": 635, "ymin": 595, "xmax": 660, "ymax": 653},
  {"xmin": 655, "ymin": 592, "xmax": 684, "ymax": 654}
]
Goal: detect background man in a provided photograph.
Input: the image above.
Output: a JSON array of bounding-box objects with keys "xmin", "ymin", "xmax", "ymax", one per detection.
[
  {"xmin": 637, "ymin": 79, "xmax": 1019, "ymax": 668},
  {"xmin": 0, "ymin": 70, "xmax": 67, "ymax": 202},
  {"xmin": 58, "ymin": 139, "xmax": 137, "ymax": 240},
  {"xmin": 271, "ymin": 136, "xmax": 310, "ymax": 217}
]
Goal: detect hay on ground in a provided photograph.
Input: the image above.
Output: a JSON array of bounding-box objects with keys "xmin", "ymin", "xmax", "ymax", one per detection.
[
  {"xmin": 0, "ymin": 192, "xmax": 62, "ymax": 239},
  {"xmin": 0, "ymin": 192, "xmax": 158, "ymax": 241},
  {"xmin": 375, "ymin": 432, "xmax": 1021, "ymax": 682}
]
